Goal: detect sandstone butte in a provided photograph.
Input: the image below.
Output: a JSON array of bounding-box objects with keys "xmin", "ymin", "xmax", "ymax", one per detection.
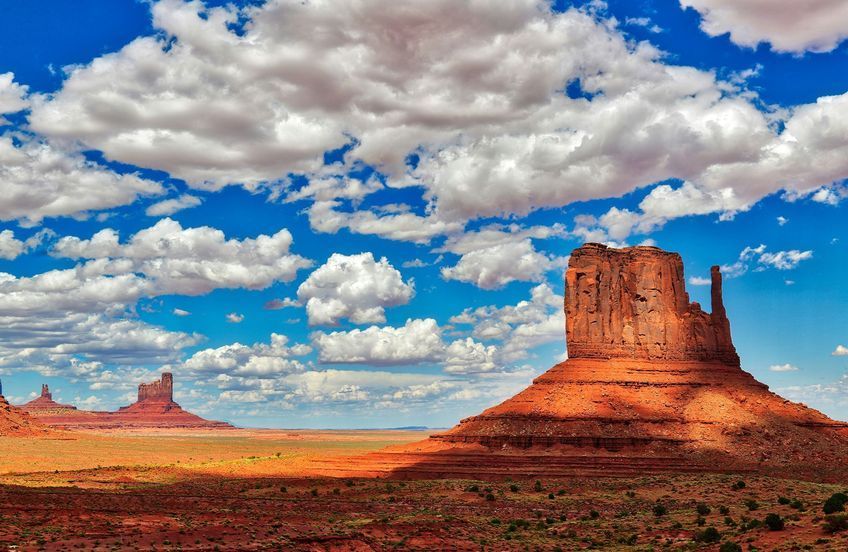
[
  {"xmin": 18, "ymin": 373, "xmax": 232, "ymax": 430},
  {"xmin": 314, "ymin": 243, "xmax": 848, "ymax": 481}
]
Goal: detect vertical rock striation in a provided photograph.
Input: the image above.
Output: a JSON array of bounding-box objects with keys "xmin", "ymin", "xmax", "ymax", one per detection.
[
  {"xmin": 564, "ymin": 244, "xmax": 738, "ymax": 364},
  {"xmin": 136, "ymin": 373, "xmax": 175, "ymax": 404}
]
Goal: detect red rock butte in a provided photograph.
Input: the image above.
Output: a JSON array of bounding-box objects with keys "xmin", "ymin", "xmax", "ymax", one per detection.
[
  {"xmin": 19, "ymin": 373, "xmax": 232, "ymax": 430},
  {"xmin": 317, "ymin": 244, "xmax": 848, "ymax": 480},
  {"xmin": 20, "ymin": 384, "xmax": 78, "ymax": 414}
]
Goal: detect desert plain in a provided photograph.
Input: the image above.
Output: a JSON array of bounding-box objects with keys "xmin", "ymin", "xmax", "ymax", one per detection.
[{"xmin": 1, "ymin": 428, "xmax": 847, "ymax": 551}]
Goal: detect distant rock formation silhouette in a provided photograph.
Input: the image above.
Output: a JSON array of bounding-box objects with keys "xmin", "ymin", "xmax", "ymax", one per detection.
[
  {"xmin": 315, "ymin": 244, "xmax": 848, "ymax": 481},
  {"xmin": 18, "ymin": 373, "xmax": 232, "ymax": 430},
  {"xmin": 20, "ymin": 384, "xmax": 78, "ymax": 413}
]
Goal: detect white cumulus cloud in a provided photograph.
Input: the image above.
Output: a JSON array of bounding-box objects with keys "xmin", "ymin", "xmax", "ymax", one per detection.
[
  {"xmin": 312, "ymin": 319, "xmax": 445, "ymax": 366},
  {"xmin": 145, "ymin": 194, "xmax": 202, "ymax": 217},
  {"xmin": 769, "ymin": 363, "xmax": 799, "ymax": 372},
  {"xmin": 53, "ymin": 217, "xmax": 312, "ymax": 295},
  {"xmin": 680, "ymin": 0, "xmax": 848, "ymax": 53},
  {"xmin": 25, "ymin": 0, "xmax": 848, "ymax": 230},
  {"xmin": 833, "ymin": 345, "xmax": 848, "ymax": 356},
  {"xmin": 297, "ymin": 252, "xmax": 414, "ymax": 326}
]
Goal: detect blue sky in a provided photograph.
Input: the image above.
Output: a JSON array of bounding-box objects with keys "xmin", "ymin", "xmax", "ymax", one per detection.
[{"xmin": 0, "ymin": 0, "xmax": 845, "ymax": 428}]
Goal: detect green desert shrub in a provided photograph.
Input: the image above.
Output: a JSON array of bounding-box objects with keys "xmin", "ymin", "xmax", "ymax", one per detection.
[
  {"xmin": 719, "ymin": 542, "xmax": 743, "ymax": 552},
  {"xmin": 763, "ymin": 513, "xmax": 784, "ymax": 531},
  {"xmin": 652, "ymin": 504, "xmax": 668, "ymax": 517},
  {"xmin": 696, "ymin": 503, "xmax": 711, "ymax": 516},
  {"xmin": 823, "ymin": 492, "xmax": 848, "ymax": 514},
  {"xmin": 823, "ymin": 514, "xmax": 848, "ymax": 534},
  {"xmin": 693, "ymin": 526, "xmax": 721, "ymax": 543}
]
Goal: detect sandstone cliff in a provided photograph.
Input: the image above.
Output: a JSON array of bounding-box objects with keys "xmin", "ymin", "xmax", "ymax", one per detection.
[{"xmin": 565, "ymin": 244, "xmax": 737, "ymax": 364}]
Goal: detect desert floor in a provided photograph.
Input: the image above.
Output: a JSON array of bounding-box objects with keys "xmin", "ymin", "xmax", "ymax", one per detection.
[{"xmin": 1, "ymin": 429, "xmax": 847, "ymax": 551}]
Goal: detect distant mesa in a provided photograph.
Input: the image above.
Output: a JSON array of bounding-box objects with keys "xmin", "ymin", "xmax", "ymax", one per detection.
[
  {"xmin": 18, "ymin": 373, "xmax": 232, "ymax": 430},
  {"xmin": 316, "ymin": 243, "xmax": 848, "ymax": 480}
]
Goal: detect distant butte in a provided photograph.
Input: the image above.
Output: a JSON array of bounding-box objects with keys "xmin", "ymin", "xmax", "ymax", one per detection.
[
  {"xmin": 19, "ymin": 373, "xmax": 232, "ymax": 430},
  {"xmin": 317, "ymin": 243, "xmax": 848, "ymax": 481},
  {"xmin": 20, "ymin": 384, "xmax": 78, "ymax": 414}
]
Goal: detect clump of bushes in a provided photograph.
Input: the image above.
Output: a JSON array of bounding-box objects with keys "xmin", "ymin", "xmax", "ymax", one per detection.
[
  {"xmin": 823, "ymin": 514, "xmax": 848, "ymax": 534},
  {"xmin": 652, "ymin": 504, "xmax": 668, "ymax": 517},
  {"xmin": 693, "ymin": 526, "xmax": 721, "ymax": 543},
  {"xmin": 763, "ymin": 513, "xmax": 784, "ymax": 531},
  {"xmin": 696, "ymin": 503, "xmax": 711, "ymax": 516},
  {"xmin": 744, "ymin": 499, "xmax": 759, "ymax": 511},
  {"xmin": 719, "ymin": 542, "xmax": 742, "ymax": 552},
  {"xmin": 731, "ymin": 480, "xmax": 746, "ymax": 491},
  {"xmin": 823, "ymin": 492, "xmax": 848, "ymax": 514}
]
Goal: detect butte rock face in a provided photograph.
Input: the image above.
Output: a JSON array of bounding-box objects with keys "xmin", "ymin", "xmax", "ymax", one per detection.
[
  {"xmin": 318, "ymin": 244, "xmax": 848, "ymax": 480},
  {"xmin": 22, "ymin": 373, "xmax": 232, "ymax": 430},
  {"xmin": 0, "ymin": 379, "xmax": 48, "ymax": 436},
  {"xmin": 564, "ymin": 245, "xmax": 738, "ymax": 365}
]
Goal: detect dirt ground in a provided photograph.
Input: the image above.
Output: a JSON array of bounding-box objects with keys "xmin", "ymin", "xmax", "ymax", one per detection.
[{"xmin": 1, "ymin": 430, "xmax": 847, "ymax": 551}]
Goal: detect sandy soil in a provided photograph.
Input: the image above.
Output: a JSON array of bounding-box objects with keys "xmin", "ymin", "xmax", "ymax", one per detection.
[{"xmin": 1, "ymin": 429, "xmax": 847, "ymax": 551}]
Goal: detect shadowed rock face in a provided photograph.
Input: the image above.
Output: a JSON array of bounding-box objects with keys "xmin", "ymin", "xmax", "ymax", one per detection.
[{"xmin": 565, "ymin": 244, "xmax": 738, "ymax": 365}]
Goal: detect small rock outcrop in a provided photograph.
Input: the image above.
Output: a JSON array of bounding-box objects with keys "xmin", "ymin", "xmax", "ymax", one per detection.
[{"xmin": 0, "ymin": 380, "xmax": 48, "ymax": 436}]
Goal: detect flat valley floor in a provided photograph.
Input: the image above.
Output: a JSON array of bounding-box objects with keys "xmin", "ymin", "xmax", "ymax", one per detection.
[{"xmin": 1, "ymin": 429, "xmax": 847, "ymax": 551}]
